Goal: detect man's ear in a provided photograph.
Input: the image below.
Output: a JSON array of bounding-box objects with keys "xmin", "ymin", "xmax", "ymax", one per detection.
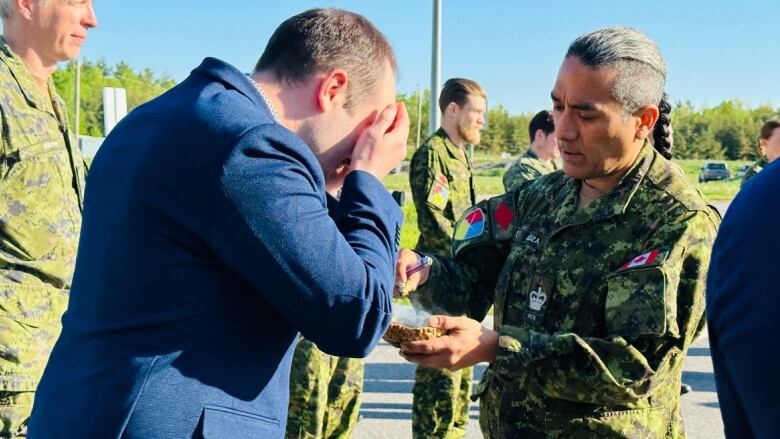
[
  {"xmin": 534, "ymin": 129, "xmax": 545, "ymax": 143},
  {"xmin": 316, "ymin": 70, "xmax": 349, "ymax": 113},
  {"xmin": 14, "ymin": 0, "xmax": 36, "ymax": 20},
  {"xmin": 635, "ymin": 105, "xmax": 659, "ymax": 141}
]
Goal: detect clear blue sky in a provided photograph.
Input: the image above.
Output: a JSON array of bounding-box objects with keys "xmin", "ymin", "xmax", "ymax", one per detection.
[{"xmin": 11, "ymin": 1, "xmax": 778, "ymax": 114}]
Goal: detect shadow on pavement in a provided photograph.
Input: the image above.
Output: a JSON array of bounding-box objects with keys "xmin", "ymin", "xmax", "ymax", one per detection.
[
  {"xmin": 682, "ymin": 371, "xmax": 717, "ymax": 393},
  {"xmin": 687, "ymin": 347, "xmax": 711, "ymax": 357}
]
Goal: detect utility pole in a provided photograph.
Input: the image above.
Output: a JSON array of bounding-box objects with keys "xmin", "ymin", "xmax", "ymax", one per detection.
[{"xmin": 429, "ymin": 0, "xmax": 441, "ymax": 135}]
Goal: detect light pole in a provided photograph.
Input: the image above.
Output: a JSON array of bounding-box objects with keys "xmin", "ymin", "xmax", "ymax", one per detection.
[{"xmin": 429, "ymin": 0, "xmax": 441, "ymax": 135}]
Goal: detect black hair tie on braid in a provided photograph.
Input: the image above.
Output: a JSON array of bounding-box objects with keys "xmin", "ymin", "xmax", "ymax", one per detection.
[{"xmin": 652, "ymin": 93, "xmax": 673, "ymax": 159}]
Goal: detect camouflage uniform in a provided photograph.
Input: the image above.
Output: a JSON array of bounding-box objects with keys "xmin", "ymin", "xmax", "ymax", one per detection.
[
  {"xmin": 740, "ymin": 157, "xmax": 768, "ymax": 187},
  {"xmin": 0, "ymin": 37, "xmax": 85, "ymax": 438},
  {"xmin": 409, "ymin": 128, "xmax": 476, "ymax": 439},
  {"xmin": 415, "ymin": 142, "xmax": 719, "ymax": 438},
  {"xmin": 286, "ymin": 337, "xmax": 363, "ymax": 439},
  {"xmin": 502, "ymin": 149, "xmax": 558, "ymax": 192}
]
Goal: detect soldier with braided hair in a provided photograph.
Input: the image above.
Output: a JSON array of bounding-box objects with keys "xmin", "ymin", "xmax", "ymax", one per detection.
[{"xmin": 394, "ymin": 27, "xmax": 719, "ymax": 438}]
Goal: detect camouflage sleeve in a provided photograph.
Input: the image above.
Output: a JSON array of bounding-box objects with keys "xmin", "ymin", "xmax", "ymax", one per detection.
[
  {"xmin": 413, "ymin": 194, "xmax": 517, "ymax": 320},
  {"xmin": 494, "ymin": 210, "xmax": 718, "ymax": 406},
  {"xmin": 740, "ymin": 166, "xmax": 758, "ymax": 187},
  {"xmin": 502, "ymin": 160, "xmax": 541, "ymax": 192},
  {"xmin": 0, "ymin": 107, "xmax": 5, "ymax": 159},
  {"xmin": 409, "ymin": 145, "xmax": 455, "ymax": 254}
]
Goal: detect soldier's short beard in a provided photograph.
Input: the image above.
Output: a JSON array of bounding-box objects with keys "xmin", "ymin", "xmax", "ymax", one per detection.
[{"xmin": 457, "ymin": 120, "xmax": 480, "ymax": 145}]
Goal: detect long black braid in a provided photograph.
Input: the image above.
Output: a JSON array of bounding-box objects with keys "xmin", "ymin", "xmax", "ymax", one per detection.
[{"xmin": 652, "ymin": 93, "xmax": 673, "ymax": 159}]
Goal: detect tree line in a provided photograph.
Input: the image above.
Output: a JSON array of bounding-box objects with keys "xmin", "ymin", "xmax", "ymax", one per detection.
[{"xmin": 55, "ymin": 61, "xmax": 779, "ymax": 161}]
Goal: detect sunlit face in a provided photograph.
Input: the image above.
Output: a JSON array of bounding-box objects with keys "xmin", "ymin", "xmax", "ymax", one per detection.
[
  {"xmin": 551, "ymin": 56, "xmax": 645, "ymax": 181},
  {"xmin": 29, "ymin": 0, "xmax": 98, "ymax": 63},
  {"xmin": 760, "ymin": 126, "xmax": 780, "ymax": 163},
  {"xmin": 304, "ymin": 60, "xmax": 397, "ymax": 188},
  {"xmin": 454, "ymin": 95, "xmax": 486, "ymax": 145}
]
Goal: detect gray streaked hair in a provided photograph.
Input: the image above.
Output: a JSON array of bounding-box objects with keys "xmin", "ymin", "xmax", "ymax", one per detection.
[
  {"xmin": 566, "ymin": 27, "xmax": 666, "ymax": 117},
  {"xmin": 1, "ymin": 0, "xmax": 48, "ymax": 19}
]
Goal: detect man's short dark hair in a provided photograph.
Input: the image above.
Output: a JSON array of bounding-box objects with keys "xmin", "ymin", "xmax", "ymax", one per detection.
[
  {"xmin": 528, "ymin": 110, "xmax": 555, "ymax": 141},
  {"xmin": 760, "ymin": 119, "xmax": 780, "ymax": 141},
  {"xmin": 254, "ymin": 8, "xmax": 397, "ymax": 111},
  {"xmin": 438, "ymin": 78, "xmax": 486, "ymax": 113}
]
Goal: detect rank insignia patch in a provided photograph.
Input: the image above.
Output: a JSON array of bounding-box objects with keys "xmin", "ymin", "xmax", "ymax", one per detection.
[{"xmin": 427, "ymin": 174, "xmax": 449, "ymax": 210}]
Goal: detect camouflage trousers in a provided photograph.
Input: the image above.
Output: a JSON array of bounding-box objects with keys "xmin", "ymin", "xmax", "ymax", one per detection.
[
  {"xmin": 412, "ymin": 365, "xmax": 473, "ymax": 439},
  {"xmin": 285, "ymin": 338, "xmax": 363, "ymax": 439},
  {"xmin": 0, "ymin": 392, "xmax": 32, "ymax": 438}
]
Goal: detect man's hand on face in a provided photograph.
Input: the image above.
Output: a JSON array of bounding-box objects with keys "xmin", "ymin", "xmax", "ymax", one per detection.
[
  {"xmin": 351, "ymin": 103, "xmax": 410, "ymax": 181},
  {"xmin": 399, "ymin": 316, "xmax": 499, "ymax": 371}
]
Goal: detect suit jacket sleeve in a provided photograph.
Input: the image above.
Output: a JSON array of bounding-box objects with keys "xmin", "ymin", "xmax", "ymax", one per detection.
[{"xmin": 208, "ymin": 124, "xmax": 403, "ymax": 358}]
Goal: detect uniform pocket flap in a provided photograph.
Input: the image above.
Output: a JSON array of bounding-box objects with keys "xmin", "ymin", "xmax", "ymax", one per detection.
[
  {"xmin": 202, "ymin": 405, "xmax": 279, "ymax": 439},
  {"xmin": 545, "ymin": 404, "xmax": 672, "ymax": 438},
  {"xmin": 605, "ymin": 267, "xmax": 678, "ymax": 338}
]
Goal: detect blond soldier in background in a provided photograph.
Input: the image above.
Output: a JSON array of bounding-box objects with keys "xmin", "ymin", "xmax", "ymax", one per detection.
[
  {"xmin": 407, "ymin": 78, "xmax": 486, "ymax": 439},
  {"xmin": 0, "ymin": 0, "xmax": 97, "ymax": 436},
  {"xmin": 503, "ymin": 109, "xmax": 560, "ymax": 191}
]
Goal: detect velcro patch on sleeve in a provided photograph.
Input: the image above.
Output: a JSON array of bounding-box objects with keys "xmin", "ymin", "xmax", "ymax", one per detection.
[
  {"xmin": 618, "ymin": 249, "xmax": 669, "ymax": 272},
  {"xmin": 427, "ymin": 173, "xmax": 449, "ymax": 210},
  {"xmin": 452, "ymin": 205, "xmax": 489, "ymax": 257},
  {"xmin": 489, "ymin": 193, "xmax": 517, "ymax": 241}
]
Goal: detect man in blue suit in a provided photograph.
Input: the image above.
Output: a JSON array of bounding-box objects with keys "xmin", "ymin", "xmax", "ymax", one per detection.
[
  {"xmin": 707, "ymin": 159, "xmax": 780, "ymax": 438},
  {"xmin": 29, "ymin": 8, "xmax": 409, "ymax": 438}
]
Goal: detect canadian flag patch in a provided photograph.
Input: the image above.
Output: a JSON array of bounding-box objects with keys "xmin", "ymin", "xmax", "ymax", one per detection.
[{"xmin": 619, "ymin": 249, "xmax": 669, "ymax": 271}]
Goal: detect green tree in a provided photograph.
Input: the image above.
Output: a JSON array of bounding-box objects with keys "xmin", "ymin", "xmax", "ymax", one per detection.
[{"xmin": 53, "ymin": 59, "xmax": 176, "ymax": 137}]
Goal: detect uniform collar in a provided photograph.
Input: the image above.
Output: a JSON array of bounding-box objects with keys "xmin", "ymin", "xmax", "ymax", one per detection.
[
  {"xmin": 191, "ymin": 57, "xmax": 274, "ymax": 122},
  {"xmin": 523, "ymin": 149, "xmax": 540, "ymax": 160},
  {"xmin": 435, "ymin": 127, "xmax": 470, "ymax": 165},
  {"xmin": 551, "ymin": 141, "xmax": 655, "ymax": 226},
  {"xmin": 0, "ymin": 35, "xmax": 60, "ymax": 118}
]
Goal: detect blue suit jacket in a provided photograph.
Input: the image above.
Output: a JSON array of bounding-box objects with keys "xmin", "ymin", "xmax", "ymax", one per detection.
[
  {"xmin": 29, "ymin": 58, "xmax": 401, "ymax": 438},
  {"xmin": 706, "ymin": 159, "xmax": 780, "ymax": 438}
]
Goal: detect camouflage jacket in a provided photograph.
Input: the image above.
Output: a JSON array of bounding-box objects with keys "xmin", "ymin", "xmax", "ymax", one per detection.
[
  {"xmin": 0, "ymin": 36, "xmax": 86, "ymax": 390},
  {"xmin": 740, "ymin": 157, "xmax": 768, "ymax": 188},
  {"xmin": 502, "ymin": 149, "xmax": 557, "ymax": 192},
  {"xmin": 409, "ymin": 128, "xmax": 475, "ymax": 257},
  {"xmin": 415, "ymin": 143, "xmax": 720, "ymax": 438}
]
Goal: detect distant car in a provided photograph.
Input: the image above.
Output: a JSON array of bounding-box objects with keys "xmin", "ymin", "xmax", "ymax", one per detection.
[
  {"xmin": 735, "ymin": 164, "xmax": 751, "ymax": 178},
  {"xmin": 699, "ymin": 162, "xmax": 731, "ymax": 183}
]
